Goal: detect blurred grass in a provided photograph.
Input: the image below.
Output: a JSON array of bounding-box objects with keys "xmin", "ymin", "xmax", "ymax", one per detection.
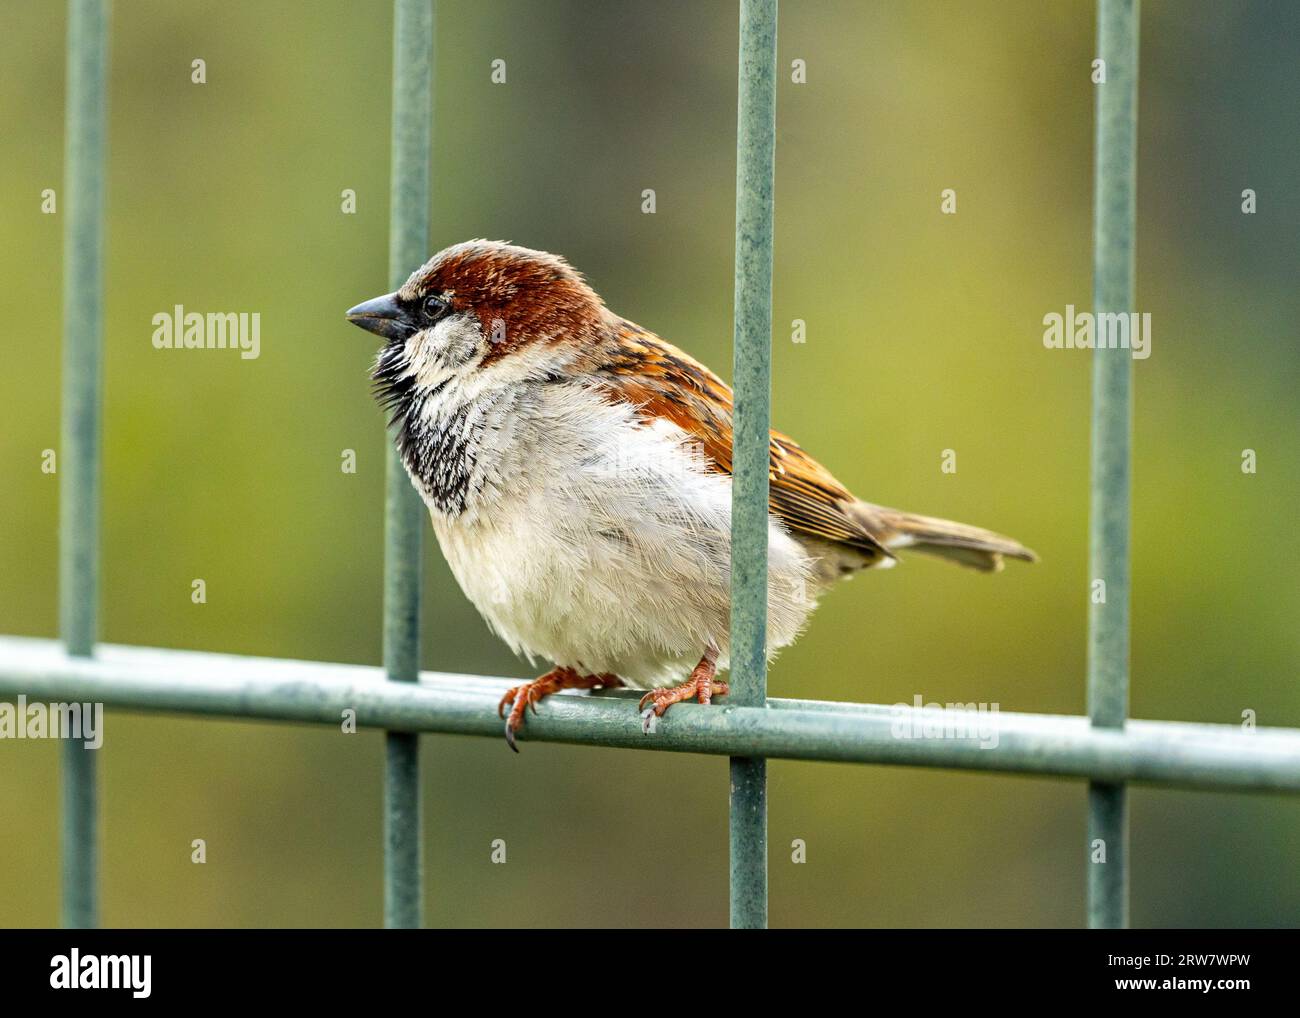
[{"xmin": 1, "ymin": 0, "xmax": 1297, "ymax": 927}]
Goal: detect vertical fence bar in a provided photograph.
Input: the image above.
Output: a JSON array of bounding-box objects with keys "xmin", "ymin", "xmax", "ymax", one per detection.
[
  {"xmin": 383, "ymin": 0, "xmax": 433, "ymax": 930},
  {"xmin": 58, "ymin": 0, "xmax": 108, "ymax": 931},
  {"xmin": 729, "ymin": 0, "xmax": 777, "ymax": 931},
  {"xmin": 1087, "ymin": 0, "xmax": 1139, "ymax": 930}
]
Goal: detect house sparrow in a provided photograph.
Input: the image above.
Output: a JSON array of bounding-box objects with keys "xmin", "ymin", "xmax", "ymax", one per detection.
[{"xmin": 347, "ymin": 240, "xmax": 1036, "ymax": 751}]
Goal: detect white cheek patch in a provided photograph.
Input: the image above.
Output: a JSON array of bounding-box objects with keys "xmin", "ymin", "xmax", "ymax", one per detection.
[
  {"xmin": 401, "ymin": 310, "xmax": 586, "ymax": 407},
  {"xmin": 407, "ymin": 312, "xmax": 484, "ymax": 387},
  {"xmin": 473, "ymin": 334, "xmax": 583, "ymax": 392}
]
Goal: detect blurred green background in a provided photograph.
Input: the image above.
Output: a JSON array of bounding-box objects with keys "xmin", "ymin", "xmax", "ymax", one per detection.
[{"xmin": 2, "ymin": 0, "xmax": 1297, "ymax": 928}]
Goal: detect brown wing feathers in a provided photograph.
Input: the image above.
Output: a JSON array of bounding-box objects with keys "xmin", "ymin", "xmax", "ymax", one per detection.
[
  {"xmin": 598, "ymin": 322, "xmax": 891, "ymax": 562},
  {"xmin": 597, "ymin": 320, "xmax": 1037, "ymax": 572}
]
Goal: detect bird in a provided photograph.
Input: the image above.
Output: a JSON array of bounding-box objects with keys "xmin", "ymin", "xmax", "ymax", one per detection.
[{"xmin": 346, "ymin": 240, "xmax": 1036, "ymax": 751}]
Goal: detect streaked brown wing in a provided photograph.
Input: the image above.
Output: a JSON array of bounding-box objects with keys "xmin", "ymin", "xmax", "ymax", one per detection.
[{"xmin": 597, "ymin": 321, "xmax": 889, "ymax": 561}]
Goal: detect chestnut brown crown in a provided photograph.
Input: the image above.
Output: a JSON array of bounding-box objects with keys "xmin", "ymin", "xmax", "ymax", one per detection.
[{"xmin": 401, "ymin": 240, "xmax": 609, "ymax": 364}]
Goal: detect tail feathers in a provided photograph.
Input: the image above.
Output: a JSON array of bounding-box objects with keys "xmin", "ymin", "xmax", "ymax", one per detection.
[{"xmin": 849, "ymin": 502, "xmax": 1038, "ymax": 573}]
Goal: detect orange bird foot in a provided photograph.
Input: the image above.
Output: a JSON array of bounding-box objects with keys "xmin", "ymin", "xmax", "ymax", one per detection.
[
  {"xmin": 638, "ymin": 646, "xmax": 725, "ymax": 733},
  {"xmin": 498, "ymin": 667, "xmax": 622, "ymax": 752}
]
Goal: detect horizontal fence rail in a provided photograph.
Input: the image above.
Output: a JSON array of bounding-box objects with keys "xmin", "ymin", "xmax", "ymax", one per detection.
[{"xmin": 4, "ymin": 638, "xmax": 1299, "ymax": 794}]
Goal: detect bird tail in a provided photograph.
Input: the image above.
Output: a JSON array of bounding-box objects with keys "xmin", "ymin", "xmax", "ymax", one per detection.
[{"xmin": 847, "ymin": 502, "xmax": 1038, "ymax": 573}]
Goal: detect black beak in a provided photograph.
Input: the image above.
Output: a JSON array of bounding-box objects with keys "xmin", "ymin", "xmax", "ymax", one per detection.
[{"xmin": 345, "ymin": 292, "xmax": 417, "ymax": 342}]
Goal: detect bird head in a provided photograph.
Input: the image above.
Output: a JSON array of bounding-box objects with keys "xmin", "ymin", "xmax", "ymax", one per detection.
[{"xmin": 346, "ymin": 240, "xmax": 607, "ymax": 417}]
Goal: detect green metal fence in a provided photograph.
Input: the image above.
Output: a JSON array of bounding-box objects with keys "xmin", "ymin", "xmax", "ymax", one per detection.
[
  {"xmin": 5, "ymin": 0, "xmax": 1299, "ymax": 930},
  {"xmin": 1087, "ymin": 0, "xmax": 1140, "ymax": 931},
  {"xmin": 382, "ymin": 0, "xmax": 433, "ymax": 934},
  {"xmin": 56, "ymin": 0, "xmax": 108, "ymax": 931}
]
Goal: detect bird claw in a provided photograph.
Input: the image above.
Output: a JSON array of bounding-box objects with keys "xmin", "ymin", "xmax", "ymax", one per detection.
[
  {"xmin": 497, "ymin": 687, "xmax": 520, "ymax": 721},
  {"xmin": 499, "ymin": 683, "xmax": 532, "ymax": 752},
  {"xmin": 636, "ymin": 673, "xmax": 729, "ymax": 733},
  {"xmin": 497, "ymin": 669, "xmax": 623, "ymax": 752}
]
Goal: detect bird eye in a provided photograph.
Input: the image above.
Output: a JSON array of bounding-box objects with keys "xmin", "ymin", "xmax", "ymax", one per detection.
[{"xmin": 421, "ymin": 294, "xmax": 448, "ymax": 321}]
